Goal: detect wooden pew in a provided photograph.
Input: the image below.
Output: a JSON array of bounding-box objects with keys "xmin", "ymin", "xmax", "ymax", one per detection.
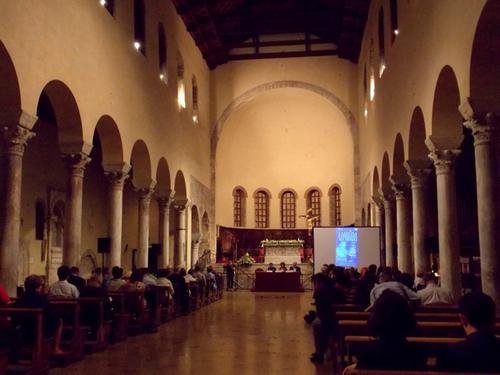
[
  {"xmin": 143, "ymin": 286, "xmax": 161, "ymax": 333},
  {"xmin": 47, "ymin": 300, "xmax": 85, "ymax": 366},
  {"xmin": 78, "ymin": 297, "xmax": 111, "ymax": 353},
  {"xmin": 0, "ymin": 307, "xmax": 51, "ymax": 375},
  {"xmin": 336, "ymin": 311, "xmax": 462, "ymax": 322},
  {"xmin": 122, "ymin": 290, "xmax": 147, "ymax": 336},
  {"xmin": 344, "ymin": 368, "xmax": 493, "ymax": 375},
  {"xmin": 189, "ymin": 282, "xmax": 199, "ymax": 311},
  {"xmin": 106, "ymin": 292, "xmax": 129, "ymax": 343},
  {"xmin": 157, "ymin": 286, "xmax": 173, "ymax": 323}
]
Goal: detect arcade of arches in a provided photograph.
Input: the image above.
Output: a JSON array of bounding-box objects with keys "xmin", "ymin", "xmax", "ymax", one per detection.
[{"xmin": 0, "ymin": 0, "xmax": 499, "ymax": 313}]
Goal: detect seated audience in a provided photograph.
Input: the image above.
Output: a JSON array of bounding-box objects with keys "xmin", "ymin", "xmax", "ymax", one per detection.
[
  {"xmin": 185, "ymin": 269, "xmax": 197, "ymax": 284},
  {"xmin": 157, "ymin": 268, "xmax": 175, "ymax": 296},
  {"xmin": 80, "ymin": 276, "xmax": 113, "ymax": 334},
  {"xmin": 414, "ymin": 270, "xmax": 426, "ymax": 291},
  {"xmin": 267, "ymin": 263, "xmax": 277, "ymax": 272},
  {"xmin": 80, "ymin": 276, "xmax": 105, "ymax": 298},
  {"xmin": 368, "ymin": 269, "xmax": 419, "ymax": 309},
  {"xmin": 310, "ymin": 273, "xmax": 345, "ymax": 364},
  {"xmin": 108, "ymin": 266, "xmax": 127, "ymax": 291},
  {"xmin": 48, "ymin": 265, "xmax": 79, "ymax": 298},
  {"xmin": 350, "ymin": 290, "xmax": 427, "ymax": 371},
  {"xmin": 123, "ymin": 270, "xmax": 145, "ymax": 290},
  {"xmin": 417, "ymin": 272, "xmax": 454, "ymax": 305},
  {"xmin": 68, "ymin": 266, "xmax": 86, "ymax": 293},
  {"xmin": 193, "ymin": 265, "xmax": 207, "ymax": 284},
  {"xmin": 354, "ymin": 264, "xmax": 377, "ymax": 309},
  {"xmin": 142, "ymin": 268, "xmax": 158, "ymax": 286},
  {"xmin": 206, "ymin": 266, "xmax": 217, "ymax": 290},
  {"xmin": 289, "ymin": 262, "xmax": 301, "ymax": 273},
  {"xmin": 16, "ymin": 275, "xmax": 65, "ymax": 355},
  {"xmin": 277, "ymin": 262, "xmax": 287, "ymax": 272},
  {"xmin": 102, "ymin": 267, "xmax": 110, "ymax": 289},
  {"xmin": 437, "ymin": 292, "xmax": 500, "ymax": 373},
  {"xmin": 92, "ymin": 267, "xmax": 103, "ymax": 285}
]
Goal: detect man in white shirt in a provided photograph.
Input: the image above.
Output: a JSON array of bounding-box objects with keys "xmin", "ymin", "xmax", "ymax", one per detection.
[
  {"xmin": 417, "ymin": 273, "xmax": 454, "ymax": 305},
  {"xmin": 48, "ymin": 265, "xmax": 79, "ymax": 298},
  {"xmin": 369, "ymin": 271, "xmax": 420, "ymax": 308}
]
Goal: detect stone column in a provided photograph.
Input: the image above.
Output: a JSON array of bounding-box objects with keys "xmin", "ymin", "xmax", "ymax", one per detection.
[
  {"xmin": 173, "ymin": 200, "xmax": 187, "ymax": 267},
  {"xmin": 185, "ymin": 202, "xmax": 192, "ymax": 267},
  {"xmin": 372, "ymin": 196, "xmax": 385, "ymax": 265},
  {"xmin": 104, "ymin": 163, "xmax": 130, "ymax": 268},
  {"xmin": 460, "ymin": 99, "xmax": 499, "ymax": 306},
  {"xmin": 191, "ymin": 236, "xmax": 201, "ymax": 268},
  {"xmin": 426, "ymin": 136, "xmax": 462, "ymax": 300},
  {"xmin": 391, "ymin": 178, "xmax": 412, "ymax": 274},
  {"xmin": 0, "ymin": 112, "xmax": 36, "ymax": 295},
  {"xmin": 136, "ymin": 181, "xmax": 156, "ymax": 269},
  {"xmin": 405, "ymin": 160, "xmax": 432, "ymax": 275},
  {"xmin": 62, "ymin": 150, "xmax": 92, "ymax": 267},
  {"xmin": 157, "ymin": 189, "xmax": 175, "ymax": 269},
  {"xmin": 380, "ymin": 192, "xmax": 395, "ymax": 269}
]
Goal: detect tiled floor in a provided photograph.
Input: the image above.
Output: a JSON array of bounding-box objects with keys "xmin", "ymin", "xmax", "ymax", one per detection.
[{"xmin": 51, "ymin": 291, "xmax": 334, "ymax": 375}]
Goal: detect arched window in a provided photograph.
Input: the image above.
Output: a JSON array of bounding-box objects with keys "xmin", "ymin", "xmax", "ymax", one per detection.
[
  {"xmin": 158, "ymin": 23, "xmax": 167, "ymax": 83},
  {"xmin": 254, "ymin": 190, "xmax": 269, "ymax": 228},
  {"xmin": 192, "ymin": 75, "xmax": 199, "ymax": 123},
  {"xmin": 100, "ymin": 0, "xmax": 115, "ymax": 16},
  {"xmin": 281, "ymin": 191, "xmax": 296, "ymax": 228},
  {"xmin": 390, "ymin": 0, "xmax": 399, "ymax": 44},
  {"xmin": 367, "ymin": 203, "xmax": 372, "ymax": 226},
  {"xmin": 329, "ymin": 186, "xmax": 342, "ymax": 226},
  {"xmin": 306, "ymin": 189, "xmax": 321, "ymax": 227},
  {"xmin": 233, "ymin": 187, "xmax": 247, "ymax": 227},
  {"xmin": 177, "ymin": 52, "xmax": 186, "ymax": 109},
  {"xmin": 378, "ymin": 8, "xmax": 386, "ymax": 77},
  {"xmin": 134, "ymin": 0, "xmax": 146, "ymax": 55}
]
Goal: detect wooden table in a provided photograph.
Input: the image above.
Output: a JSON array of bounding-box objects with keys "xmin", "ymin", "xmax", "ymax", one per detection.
[{"xmin": 253, "ymin": 272, "xmax": 303, "ymax": 292}]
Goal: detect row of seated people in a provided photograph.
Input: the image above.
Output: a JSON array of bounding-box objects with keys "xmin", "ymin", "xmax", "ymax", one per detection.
[
  {"xmin": 0, "ymin": 265, "xmax": 224, "ymax": 374},
  {"xmin": 308, "ymin": 266, "xmax": 500, "ymax": 374}
]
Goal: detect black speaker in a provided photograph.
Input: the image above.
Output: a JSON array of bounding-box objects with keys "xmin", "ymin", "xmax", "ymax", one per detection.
[
  {"xmin": 35, "ymin": 200, "xmax": 45, "ymax": 240},
  {"xmin": 97, "ymin": 237, "xmax": 111, "ymax": 254},
  {"xmin": 149, "ymin": 243, "xmax": 161, "ymax": 254}
]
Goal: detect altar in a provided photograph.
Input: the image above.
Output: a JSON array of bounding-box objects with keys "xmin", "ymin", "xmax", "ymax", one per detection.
[{"xmin": 261, "ymin": 239, "xmax": 303, "ymax": 264}]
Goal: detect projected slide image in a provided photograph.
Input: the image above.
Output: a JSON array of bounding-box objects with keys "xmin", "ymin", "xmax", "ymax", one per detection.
[{"xmin": 335, "ymin": 228, "xmax": 358, "ymax": 267}]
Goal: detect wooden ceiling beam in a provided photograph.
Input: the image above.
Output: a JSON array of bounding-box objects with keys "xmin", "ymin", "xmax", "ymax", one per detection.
[{"xmin": 228, "ymin": 49, "xmax": 338, "ymax": 61}]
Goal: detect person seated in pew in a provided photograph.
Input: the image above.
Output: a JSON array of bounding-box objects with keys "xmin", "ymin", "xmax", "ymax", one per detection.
[
  {"xmin": 206, "ymin": 266, "xmax": 217, "ymax": 291},
  {"xmin": 277, "ymin": 262, "xmax": 287, "ymax": 272},
  {"xmin": 185, "ymin": 269, "xmax": 197, "ymax": 284},
  {"xmin": 417, "ymin": 272, "xmax": 454, "ymax": 306},
  {"xmin": 267, "ymin": 263, "xmax": 277, "ymax": 272},
  {"xmin": 414, "ymin": 270, "xmax": 426, "ymax": 291},
  {"xmin": 68, "ymin": 267, "xmax": 86, "ymax": 294},
  {"xmin": 354, "ymin": 264, "xmax": 377, "ymax": 309},
  {"xmin": 107, "ymin": 266, "xmax": 127, "ymax": 291},
  {"xmin": 141, "ymin": 268, "xmax": 158, "ymax": 286},
  {"xmin": 157, "ymin": 268, "xmax": 175, "ymax": 297},
  {"xmin": 347, "ymin": 290, "xmax": 427, "ymax": 371},
  {"xmin": 48, "ymin": 265, "xmax": 79, "ymax": 298},
  {"xmin": 368, "ymin": 269, "xmax": 419, "ymax": 310},
  {"xmin": 193, "ymin": 265, "xmax": 207, "ymax": 285},
  {"xmin": 310, "ymin": 273, "xmax": 346, "ymax": 364},
  {"xmin": 16, "ymin": 275, "xmax": 66, "ymax": 355},
  {"xmin": 123, "ymin": 270, "xmax": 145, "ymax": 291},
  {"xmin": 436, "ymin": 292, "xmax": 500, "ymax": 373},
  {"xmin": 80, "ymin": 276, "xmax": 113, "ymax": 335}
]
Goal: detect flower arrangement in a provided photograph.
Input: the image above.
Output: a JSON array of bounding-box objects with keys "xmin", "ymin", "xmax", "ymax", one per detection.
[
  {"xmin": 238, "ymin": 252, "xmax": 256, "ymax": 266},
  {"xmin": 260, "ymin": 239, "xmax": 305, "ymax": 247}
]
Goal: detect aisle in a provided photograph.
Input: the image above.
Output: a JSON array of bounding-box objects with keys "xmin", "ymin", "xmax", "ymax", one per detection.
[{"xmin": 52, "ymin": 291, "xmax": 332, "ymax": 375}]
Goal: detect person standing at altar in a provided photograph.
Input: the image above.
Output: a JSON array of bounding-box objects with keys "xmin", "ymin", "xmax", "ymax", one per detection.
[
  {"xmin": 267, "ymin": 263, "xmax": 277, "ymax": 272},
  {"xmin": 223, "ymin": 260, "xmax": 235, "ymax": 291}
]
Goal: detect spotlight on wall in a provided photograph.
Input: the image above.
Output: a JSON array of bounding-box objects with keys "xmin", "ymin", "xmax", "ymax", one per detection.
[
  {"xmin": 394, "ymin": 29, "xmax": 399, "ymax": 36},
  {"xmin": 100, "ymin": 0, "xmax": 106, "ymax": 6},
  {"xmin": 192, "ymin": 114, "xmax": 199, "ymax": 124},
  {"xmin": 134, "ymin": 41, "xmax": 141, "ymax": 51},
  {"xmin": 364, "ymin": 107, "xmax": 368, "ymax": 118},
  {"xmin": 159, "ymin": 73, "xmax": 165, "ymax": 81}
]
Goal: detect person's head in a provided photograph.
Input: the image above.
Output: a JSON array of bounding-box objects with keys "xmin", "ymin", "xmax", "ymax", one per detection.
[
  {"xmin": 112, "ymin": 266, "xmax": 123, "ymax": 279},
  {"xmin": 130, "ymin": 270, "xmax": 143, "ymax": 283},
  {"xmin": 320, "ymin": 264, "xmax": 328, "ymax": 273},
  {"xmin": 228, "ymin": 260, "xmax": 233, "ymax": 265},
  {"xmin": 57, "ymin": 265, "xmax": 71, "ymax": 281},
  {"xmin": 458, "ymin": 292, "xmax": 496, "ymax": 334},
  {"xmin": 280, "ymin": 262, "xmax": 286, "ymax": 268},
  {"xmin": 165, "ymin": 266, "xmax": 172, "ymax": 275},
  {"xmin": 207, "ymin": 266, "xmax": 213, "ymax": 273},
  {"xmin": 188, "ymin": 269, "xmax": 194, "ymax": 275},
  {"xmin": 269, "ymin": 263, "xmax": 274, "ymax": 268},
  {"xmin": 292, "ymin": 262, "xmax": 297, "ymax": 267},
  {"xmin": 70, "ymin": 266, "xmax": 79, "ymax": 275},
  {"xmin": 368, "ymin": 290, "xmax": 417, "ymax": 340},
  {"xmin": 87, "ymin": 276, "xmax": 101, "ymax": 288},
  {"xmin": 423, "ymin": 272, "xmax": 438, "ymax": 285},
  {"xmin": 93, "ymin": 267, "xmax": 102, "ymax": 276},
  {"xmin": 378, "ymin": 270, "xmax": 393, "ymax": 283},
  {"xmin": 368, "ymin": 264, "xmax": 377, "ymax": 275},
  {"xmin": 312, "ymin": 273, "xmax": 332, "ymax": 290},
  {"xmin": 179, "ymin": 268, "xmax": 187, "ymax": 277},
  {"xmin": 194, "ymin": 265, "xmax": 201, "ymax": 273},
  {"xmin": 139, "ymin": 268, "xmax": 149, "ymax": 277},
  {"xmin": 157, "ymin": 269, "xmax": 168, "ymax": 278},
  {"xmin": 24, "ymin": 275, "xmax": 44, "ymax": 294},
  {"xmin": 397, "ymin": 272, "xmax": 414, "ymax": 290},
  {"xmin": 102, "ymin": 267, "xmax": 109, "ymax": 276}
]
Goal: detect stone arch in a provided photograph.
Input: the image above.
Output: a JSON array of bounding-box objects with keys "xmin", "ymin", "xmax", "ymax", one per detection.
[
  {"xmin": 211, "ymin": 80, "xmax": 360, "ymax": 222},
  {"xmin": 392, "ymin": 133, "xmax": 407, "ymax": 181},
  {"xmin": 253, "ymin": 187, "xmax": 272, "ymax": 199},
  {"xmin": 79, "ymin": 250, "xmax": 97, "ymax": 279},
  {"xmin": 202, "ymin": 211, "xmax": 209, "ymax": 235},
  {"xmin": 130, "ymin": 140, "xmax": 152, "ymax": 189},
  {"xmin": 155, "ymin": 157, "xmax": 171, "ymax": 196},
  {"xmin": 372, "ymin": 166, "xmax": 380, "ymax": 196},
  {"xmin": 94, "ymin": 115, "xmax": 124, "ymax": 168},
  {"xmin": 408, "ymin": 106, "xmax": 427, "ymax": 160},
  {"xmin": 191, "ymin": 205, "xmax": 200, "ymax": 236},
  {"xmin": 380, "ymin": 152, "xmax": 391, "ymax": 195},
  {"xmin": 40, "ymin": 80, "xmax": 85, "ymax": 151},
  {"xmin": 278, "ymin": 188, "xmax": 298, "ymax": 199},
  {"xmin": 0, "ymin": 40, "xmax": 21, "ymax": 112},
  {"xmin": 470, "ymin": 0, "xmax": 500, "ymax": 115},
  {"xmin": 173, "ymin": 170, "xmax": 187, "ymax": 200},
  {"xmin": 328, "ymin": 184, "xmax": 342, "ymax": 195},
  {"xmin": 304, "ymin": 186, "xmax": 323, "ymax": 198},
  {"xmin": 431, "ymin": 66, "xmax": 462, "ymax": 138},
  {"xmin": 232, "ymin": 185, "xmax": 248, "ymax": 198}
]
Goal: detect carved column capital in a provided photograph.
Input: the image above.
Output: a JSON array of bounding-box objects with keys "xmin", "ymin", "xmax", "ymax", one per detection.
[
  {"xmin": 428, "ymin": 149, "xmax": 461, "ymax": 175},
  {"xmin": 62, "ymin": 152, "xmax": 92, "ymax": 178},
  {"xmin": 371, "ymin": 195, "xmax": 384, "ymax": 209},
  {"xmin": 104, "ymin": 163, "xmax": 131, "ymax": 190},
  {"xmin": 136, "ymin": 180, "xmax": 156, "ymax": 203},
  {"xmin": 378, "ymin": 190, "xmax": 394, "ymax": 209},
  {"xmin": 404, "ymin": 160, "xmax": 433, "ymax": 189},
  {"xmin": 390, "ymin": 178, "xmax": 411, "ymax": 200},
  {"xmin": 463, "ymin": 113, "xmax": 498, "ymax": 147},
  {"xmin": 1, "ymin": 124, "xmax": 35, "ymax": 156},
  {"xmin": 173, "ymin": 199, "xmax": 189, "ymax": 212}
]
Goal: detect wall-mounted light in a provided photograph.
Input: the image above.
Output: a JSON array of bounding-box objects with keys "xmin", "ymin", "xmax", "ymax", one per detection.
[
  {"xmin": 369, "ymin": 74, "xmax": 375, "ymax": 102},
  {"xmin": 159, "ymin": 73, "xmax": 165, "ymax": 81},
  {"xmin": 379, "ymin": 62, "xmax": 386, "ymax": 78},
  {"xmin": 192, "ymin": 114, "xmax": 199, "ymax": 124},
  {"xmin": 364, "ymin": 107, "xmax": 368, "ymax": 118},
  {"xmin": 134, "ymin": 41, "xmax": 141, "ymax": 51},
  {"xmin": 394, "ymin": 29, "xmax": 399, "ymax": 36},
  {"xmin": 100, "ymin": 0, "xmax": 106, "ymax": 6}
]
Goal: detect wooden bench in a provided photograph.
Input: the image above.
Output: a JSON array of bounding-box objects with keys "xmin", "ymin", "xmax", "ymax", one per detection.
[
  {"xmin": 122, "ymin": 290, "xmax": 147, "ymax": 336},
  {"xmin": 343, "ymin": 368, "xmax": 497, "ymax": 375},
  {"xmin": 47, "ymin": 300, "xmax": 85, "ymax": 366},
  {"xmin": 0, "ymin": 307, "xmax": 51, "ymax": 375},
  {"xmin": 336, "ymin": 311, "xmax": 462, "ymax": 322},
  {"xmin": 106, "ymin": 292, "xmax": 129, "ymax": 343},
  {"xmin": 143, "ymin": 286, "xmax": 161, "ymax": 333},
  {"xmin": 157, "ymin": 286, "xmax": 173, "ymax": 323},
  {"xmin": 78, "ymin": 297, "xmax": 111, "ymax": 353}
]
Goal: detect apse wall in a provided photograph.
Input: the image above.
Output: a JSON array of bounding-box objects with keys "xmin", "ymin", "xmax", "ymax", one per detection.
[{"xmin": 215, "ymin": 88, "xmax": 355, "ymax": 228}]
